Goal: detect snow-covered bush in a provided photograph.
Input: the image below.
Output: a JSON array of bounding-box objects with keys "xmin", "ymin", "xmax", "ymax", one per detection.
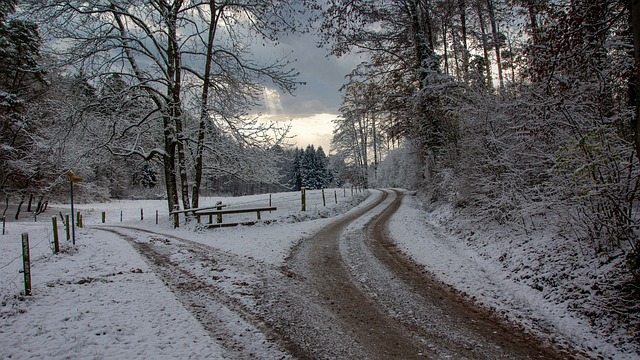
[{"xmin": 373, "ymin": 141, "xmax": 422, "ymax": 190}]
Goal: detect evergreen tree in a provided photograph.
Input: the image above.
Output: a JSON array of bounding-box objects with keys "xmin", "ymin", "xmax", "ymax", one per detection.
[
  {"xmin": 292, "ymin": 148, "xmax": 304, "ymax": 191},
  {"xmin": 0, "ymin": 0, "xmax": 43, "ymax": 98},
  {"xmin": 0, "ymin": 0, "xmax": 46, "ymax": 197},
  {"xmin": 316, "ymin": 146, "xmax": 332, "ymax": 188},
  {"xmin": 284, "ymin": 145, "xmax": 333, "ymax": 191}
]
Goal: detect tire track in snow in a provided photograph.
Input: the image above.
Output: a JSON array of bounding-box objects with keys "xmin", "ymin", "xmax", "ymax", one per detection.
[
  {"xmin": 358, "ymin": 189, "xmax": 575, "ymax": 359},
  {"xmin": 91, "ymin": 189, "xmax": 578, "ymax": 360},
  {"xmin": 287, "ymin": 189, "xmax": 435, "ymax": 359},
  {"xmin": 95, "ymin": 227, "xmax": 310, "ymax": 359},
  {"xmin": 295, "ymin": 189, "xmax": 575, "ymax": 359}
]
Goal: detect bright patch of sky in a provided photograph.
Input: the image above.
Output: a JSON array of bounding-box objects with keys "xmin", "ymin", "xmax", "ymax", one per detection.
[{"xmin": 253, "ymin": 32, "xmax": 365, "ymax": 151}]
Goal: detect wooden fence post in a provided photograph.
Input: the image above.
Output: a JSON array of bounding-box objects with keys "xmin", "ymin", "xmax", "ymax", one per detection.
[
  {"xmin": 65, "ymin": 215, "xmax": 70, "ymax": 241},
  {"xmin": 120, "ymin": 210, "xmax": 123, "ymax": 222},
  {"xmin": 52, "ymin": 217, "xmax": 59, "ymax": 255},
  {"xmin": 335, "ymin": 190, "xmax": 338, "ymax": 204},
  {"xmin": 21, "ymin": 233, "xmax": 31, "ymax": 296},
  {"xmin": 301, "ymin": 187, "xmax": 306, "ymax": 212},
  {"xmin": 102, "ymin": 211, "xmax": 105, "ymax": 223},
  {"xmin": 140, "ymin": 208, "xmax": 144, "ymax": 221},
  {"xmin": 155, "ymin": 210, "xmax": 158, "ymax": 225},
  {"xmin": 322, "ymin": 189, "xmax": 326, "ymax": 207}
]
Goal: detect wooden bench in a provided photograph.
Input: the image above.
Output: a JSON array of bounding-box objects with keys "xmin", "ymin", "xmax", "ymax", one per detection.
[
  {"xmin": 195, "ymin": 206, "xmax": 277, "ymax": 225},
  {"xmin": 205, "ymin": 219, "xmax": 278, "ymax": 229},
  {"xmin": 169, "ymin": 203, "xmax": 227, "ymax": 226}
]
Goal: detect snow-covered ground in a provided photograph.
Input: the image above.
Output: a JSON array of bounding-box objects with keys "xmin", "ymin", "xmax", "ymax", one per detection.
[
  {"xmin": 0, "ymin": 188, "xmax": 368, "ymax": 359},
  {"xmin": 390, "ymin": 192, "xmax": 639, "ymax": 360},
  {"xmin": 1, "ymin": 189, "xmax": 637, "ymax": 359}
]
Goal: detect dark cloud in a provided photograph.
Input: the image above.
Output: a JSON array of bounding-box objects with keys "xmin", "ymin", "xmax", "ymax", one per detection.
[
  {"xmin": 251, "ymin": 30, "xmax": 364, "ymax": 150},
  {"xmin": 253, "ymin": 31, "xmax": 363, "ymax": 118}
]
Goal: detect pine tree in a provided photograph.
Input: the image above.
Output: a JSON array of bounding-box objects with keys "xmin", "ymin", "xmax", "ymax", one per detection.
[
  {"xmin": 316, "ymin": 146, "xmax": 332, "ymax": 188},
  {"xmin": 285, "ymin": 145, "xmax": 333, "ymax": 191},
  {"xmin": 0, "ymin": 0, "xmax": 46, "ymax": 197},
  {"xmin": 292, "ymin": 148, "xmax": 304, "ymax": 191},
  {"xmin": 0, "ymin": 1, "xmax": 43, "ymax": 98},
  {"xmin": 301, "ymin": 145, "xmax": 316, "ymax": 189}
]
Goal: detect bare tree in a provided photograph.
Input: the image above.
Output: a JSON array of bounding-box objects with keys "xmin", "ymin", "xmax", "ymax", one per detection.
[{"xmin": 25, "ymin": 0, "xmax": 313, "ymax": 218}]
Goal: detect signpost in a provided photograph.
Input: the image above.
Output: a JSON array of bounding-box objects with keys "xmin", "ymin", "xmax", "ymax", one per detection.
[{"xmin": 66, "ymin": 171, "xmax": 83, "ymax": 245}]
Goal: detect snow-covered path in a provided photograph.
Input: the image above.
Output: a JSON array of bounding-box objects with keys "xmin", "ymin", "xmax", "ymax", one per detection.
[
  {"xmin": 0, "ymin": 188, "xmax": 367, "ymax": 359},
  {"xmin": 0, "ymin": 189, "xmax": 635, "ymax": 358},
  {"xmin": 285, "ymin": 189, "xmax": 570, "ymax": 359}
]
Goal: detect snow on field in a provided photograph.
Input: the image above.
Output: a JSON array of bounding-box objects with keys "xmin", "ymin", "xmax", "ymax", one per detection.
[
  {"xmin": 1, "ymin": 188, "xmax": 636, "ymax": 359},
  {"xmin": 0, "ymin": 229, "xmax": 222, "ymax": 359},
  {"xmin": 0, "ymin": 188, "xmax": 368, "ymax": 359}
]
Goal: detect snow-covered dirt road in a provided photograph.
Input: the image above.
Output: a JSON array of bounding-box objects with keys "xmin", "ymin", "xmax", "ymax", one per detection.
[{"xmin": 97, "ymin": 189, "xmax": 575, "ymax": 359}]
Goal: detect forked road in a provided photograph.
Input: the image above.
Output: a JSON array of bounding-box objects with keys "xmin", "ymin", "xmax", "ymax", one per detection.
[
  {"xmin": 284, "ymin": 189, "xmax": 571, "ymax": 359},
  {"xmin": 99, "ymin": 189, "xmax": 575, "ymax": 359}
]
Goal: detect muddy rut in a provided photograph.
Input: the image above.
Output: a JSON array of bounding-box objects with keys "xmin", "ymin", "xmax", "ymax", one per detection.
[{"xmin": 96, "ymin": 189, "xmax": 577, "ymax": 359}]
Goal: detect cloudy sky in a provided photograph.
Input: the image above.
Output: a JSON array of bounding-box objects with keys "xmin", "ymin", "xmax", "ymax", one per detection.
[{"xmin": 253, "ymin": 32, "xmax": 364, "ymax": 151}]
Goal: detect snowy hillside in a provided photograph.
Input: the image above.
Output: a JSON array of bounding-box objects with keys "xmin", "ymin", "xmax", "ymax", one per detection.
[{"xmin": 390, "ymin": 192, "xmax": 639, "ymax": 359}]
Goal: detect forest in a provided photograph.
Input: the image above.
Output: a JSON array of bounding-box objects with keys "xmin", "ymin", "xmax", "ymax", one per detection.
[
  {"xmin": 1, "ymin": 0, "xmax": 319, "ymax": 221},
  {"xmin": 1, "ymin": 0, "xmax": 639, "ymax": 348},
  {"xmin": 325, "ymin": 0, "xmax": 640, "ymax": 346}
]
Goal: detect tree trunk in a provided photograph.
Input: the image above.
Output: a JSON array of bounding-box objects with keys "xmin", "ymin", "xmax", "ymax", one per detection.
[
  {"xmin": 459, "ymin": 0, "xmax": 469, "ymax": 81},
  {"xmin": 359, "ymin": 113, "xmax": 368, "ymax": 187},
  {"xmin": 527, "ymin": 0, "xmax": 539, "ymax": 43},
  {"xmin": 452, "ymin": 27, "xmax": 461, "ymax": 81},
  {"xmin": 165, "ymin": 6, "xmax": 191, "ymax": 214},
  {"xmin": 175, "ymin": 110, "xmax": 191, "ymax": 213},
  {"xmin": 36, "ymin": 198, "xmax": 47, "ymax": 215},
  {"xmin": 442, "ymin": 22, "xmax": 449, "ymax": 76},
  {"xmin": 2, "ymin": 195, "xmax": 8, "ymax": 218},
  {"xmin": 15, "ymin": 195, "xmax": 24, "ymax": 220},
  {"xmin": 630, "ymin": 0, "xmax": 640, "ymax": 165},
  {"xmin": 409, "ymin": 0, "xmax": 433, "ymax": 83},
  {"xmin": 163, "ymin": 114, "xmax": 180, "ymax": 216},
  {"xmin": 27, "ymin": 193, "xmax": 33, "ymax": 212},
  {"xmin": 507, "ymin": 33, "xmax": 516, "ymax": 84},
  {"xmin": 476, "ymin": 1, "xmax": 493, "ymax": 89},
  {"xmin": 192, "ymin": 118, "xmax": 206, "ymax": 210},
  {"xmin": 193, "ymin": 0, "xmax": 220, "ymax": 209},
  {"xmin": 372, "ymin": 114, "xmax": 378, "ymax": 177},
  {"xmin": 487, "ymin": 0, "xmax": 504, "ymax": 89},
  {"xmin": 35, "ymin": 195, "xmax": 42, "ymax": 214}
]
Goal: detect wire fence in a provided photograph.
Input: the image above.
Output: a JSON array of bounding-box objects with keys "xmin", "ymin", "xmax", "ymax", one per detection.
[
  {"xmin": 66, "ymin": 187, "xmax": 364, "ymax": 226},
  {"xmin": 0, "ymin": 226, "xmax": 55, "ymax": 300},
  {"xmin": 0, "ymin": 187, "xmax": 367, "ymax": 300}
]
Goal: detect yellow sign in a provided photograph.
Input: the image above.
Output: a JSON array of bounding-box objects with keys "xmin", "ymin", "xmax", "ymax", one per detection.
[{"xmin": 66, "ymin": 171, "xmax": 83, "ymax": 183}]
